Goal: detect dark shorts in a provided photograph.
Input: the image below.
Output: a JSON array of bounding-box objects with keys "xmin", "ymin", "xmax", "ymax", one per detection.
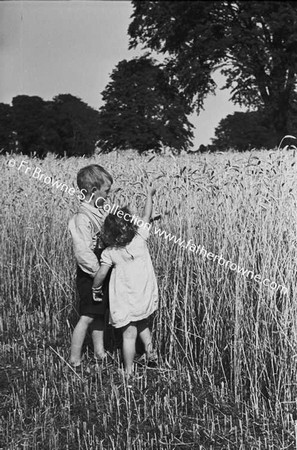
[{"xmin": 76, "ymin": 249, "xmax": 111, "ymax": 316}]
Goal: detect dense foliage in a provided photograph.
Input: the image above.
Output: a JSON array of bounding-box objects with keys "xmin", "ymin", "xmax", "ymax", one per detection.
[
  {"xmin": 211, "ymin": 110, "xmax": 278, "ymax": 151},
  {"xmin": 129, "ymin": 1, "xmax": 297, "ymax": 141},
  {"xmin": 97, "ymin": 56, "xmax": 194, "ymax": 154},
  {"xmin": 0, "ymin": 94, "xmax": 100, "ymax": 157}
]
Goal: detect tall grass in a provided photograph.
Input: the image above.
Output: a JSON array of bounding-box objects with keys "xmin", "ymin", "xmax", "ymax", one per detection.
[{"xmin": 1, "ymin": 149, "xmax": 296, "ymax": 449}]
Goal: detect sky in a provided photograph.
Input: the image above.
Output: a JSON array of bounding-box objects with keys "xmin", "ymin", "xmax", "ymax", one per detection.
[{"xmin": 0, "ymin": 0, "xmax": 244, "ymax": 148}]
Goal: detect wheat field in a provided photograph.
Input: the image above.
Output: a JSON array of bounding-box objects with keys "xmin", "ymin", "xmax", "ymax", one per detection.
[{"xmin": 1, "ymin": 148, "xmax": 297, "ymax": 449}]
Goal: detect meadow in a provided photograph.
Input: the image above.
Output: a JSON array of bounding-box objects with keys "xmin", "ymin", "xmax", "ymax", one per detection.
[{"xmin": 1, "ymin": 147, "xmax": 297, "ymax": 449}]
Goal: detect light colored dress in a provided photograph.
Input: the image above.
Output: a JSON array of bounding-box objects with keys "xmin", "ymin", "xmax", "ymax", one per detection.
[{"xmin": 100, "ymin": 225, "xmax": 158, "ymax": 328}]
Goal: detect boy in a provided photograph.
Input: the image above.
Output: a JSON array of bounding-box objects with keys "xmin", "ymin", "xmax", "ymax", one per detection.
[{"xmin": 68, "ymin": 164, "xmax": 113, "ymax": 367}]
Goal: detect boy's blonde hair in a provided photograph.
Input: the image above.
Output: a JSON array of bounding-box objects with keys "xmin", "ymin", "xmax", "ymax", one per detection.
[{"xmin": 77, "ymin": 164, "xmax": 113, "ymax": 194}]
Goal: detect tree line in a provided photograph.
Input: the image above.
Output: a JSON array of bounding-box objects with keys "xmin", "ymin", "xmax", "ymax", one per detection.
[
  {"xmin": 0, "ymin": 94, "xmax": 100, "ymax": 157},
  {"xmin": 1, "ymin": 89, "xmax": 288, "ymax": 156}
]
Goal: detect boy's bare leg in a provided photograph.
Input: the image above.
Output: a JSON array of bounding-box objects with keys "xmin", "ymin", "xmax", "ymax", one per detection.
[
  {"xmin": 70, "ymin": 315, "xmax": 94, "ymax": 366},
  {"xmin": 91, "ymin": 315, "xmax": 106, "ymax": 359},
  {"xmin": 122, "ymin": 323, "xmax": 137, "ymax": 375}
]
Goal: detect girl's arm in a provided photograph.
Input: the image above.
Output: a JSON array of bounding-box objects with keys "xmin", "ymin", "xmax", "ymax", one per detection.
[
  {"xmin": 93, "ymin": 264, "xmax": 110, "ymax": 289},
  {"xmin": 142, "ymin": 186, "xmax": 156, "ymax": 224}
]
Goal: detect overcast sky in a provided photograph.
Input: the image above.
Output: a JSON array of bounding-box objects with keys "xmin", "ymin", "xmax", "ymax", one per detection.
[{"xmin": 0, "ymin": 1, "xmax": 244, "ymax": 148}]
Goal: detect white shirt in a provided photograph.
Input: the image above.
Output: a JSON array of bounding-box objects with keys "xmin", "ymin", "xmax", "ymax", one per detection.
[
  {"xmin": 101, "ymin": 225, "xmax": 158, "ymax": 328},
  {"xmin": 68, "ymin": 202, "xmax": 108, "ymax": 277}
]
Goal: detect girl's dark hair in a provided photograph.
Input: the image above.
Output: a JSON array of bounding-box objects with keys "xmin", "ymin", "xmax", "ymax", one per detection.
[{"xmin": 101, "ymin": 206, "xmax": 138, "ymax": 248}]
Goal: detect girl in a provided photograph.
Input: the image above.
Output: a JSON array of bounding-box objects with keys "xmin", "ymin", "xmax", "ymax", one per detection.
[{"xmin": 92, "ymin": 187, "xmax": 158, "ymax": 375}]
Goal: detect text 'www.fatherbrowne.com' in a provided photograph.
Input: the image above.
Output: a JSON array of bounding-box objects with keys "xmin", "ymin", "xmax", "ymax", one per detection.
[{"xmin": 153, "ymin": 227, "xmax": 288, "ymax": 295}]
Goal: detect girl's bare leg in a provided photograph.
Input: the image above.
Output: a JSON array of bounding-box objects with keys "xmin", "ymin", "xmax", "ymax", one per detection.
[
  {"xmin": 70, "ymin": 315, "xmax": 94, "ymax": 366},
  {"xmin": 122, "ymin": 322, "xmax": 137, "ymax": 375},
  {"xmin": 138, "ymin": 319, "xmax": 157, "ymax": 361}
]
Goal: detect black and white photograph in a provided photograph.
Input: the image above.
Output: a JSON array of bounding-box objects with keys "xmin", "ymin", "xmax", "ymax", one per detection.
[{"xmin": 1, "ymin": 1, "xmax": 297, "ymax": 448}]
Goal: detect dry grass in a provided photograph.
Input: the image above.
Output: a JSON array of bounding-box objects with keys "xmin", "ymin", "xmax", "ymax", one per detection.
[{"xmin": 1, "ymin": 148, "xmax": 297, "ymax": 449}]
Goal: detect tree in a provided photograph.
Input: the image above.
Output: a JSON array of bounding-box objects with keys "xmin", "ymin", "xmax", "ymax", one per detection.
[
  {"xmin": 128, "ymin": 1, "xmax": 297, "ymax": 142},
  {"xmin": 0, "ymin": 103, "xmax": 13, "ymax": 151},
  {"xmin": 52, "ymin": 94, "xmax": 100, "ymax": 156},
  {"xmin": 11, "ymin": 95, "xmax": 50, "ymax": 155},
  {"xmin": 5, "ymin": 94, "xmax": 100, "ymax": 157},
  {"xmin": 211, "ymin": 110, "xmax": 278, "ymax": 151},
  {"xmin": 97, "ymin": 56, "xmax": 194, "ymax": 153}
]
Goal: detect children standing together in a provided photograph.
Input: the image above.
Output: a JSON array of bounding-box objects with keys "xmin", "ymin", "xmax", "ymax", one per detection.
[{"xmin": 68, "ymin": 164, "xmax": 158, "ymax": 376}]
